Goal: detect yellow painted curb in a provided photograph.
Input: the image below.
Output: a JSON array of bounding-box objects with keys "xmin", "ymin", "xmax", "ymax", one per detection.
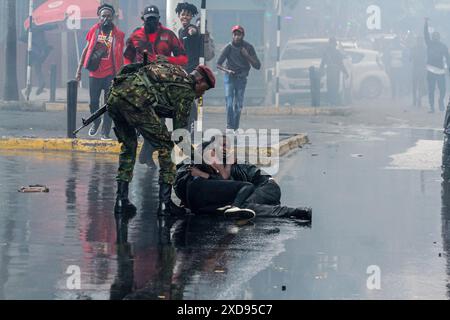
[{"xmin": 0, "ymin": 134, "xmax": 308, "ymax": 157}]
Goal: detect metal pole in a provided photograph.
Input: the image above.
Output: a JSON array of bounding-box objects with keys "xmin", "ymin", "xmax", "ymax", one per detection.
[
  {"xmin": 275, "ymin": 0, "xmax": 282, "ymax": 109},
  {"xmin": 74, "ymin": 30, "xmax": 82, "ymax": 88},
  {"xmin": 200, "ymin": 0, "xmax": 206, "ymax": 65},
  {"xmin": 67, "ymin": 80, "xmax": 78, "ymax": 138},
  {"xmin": 25, "ymin": 0, "xmax": 34, "ymax": 101},
  {"xmin": 197, "ymin": 0, "xmax": 207, "ymax": 133},
  {"xmin": 50, "ymin": 64, "xmax": 57, "ymax": 102},
  {"xmin": 165, "ymin": 0, "xmax": 184, "ymax": 132}
]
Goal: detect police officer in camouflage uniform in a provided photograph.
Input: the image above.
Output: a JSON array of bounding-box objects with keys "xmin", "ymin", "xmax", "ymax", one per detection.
[{"xmin": 107, "ymin": 56, "xmax": 215, "ymax": 216}]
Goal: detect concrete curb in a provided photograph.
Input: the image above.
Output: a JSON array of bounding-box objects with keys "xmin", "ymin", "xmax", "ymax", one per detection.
[
  {"xmin": 0, "ymin": 101, "xmax": 46, "ymax": 112},
  {"xmin": 0, "ymin": 134, "xmax": 308, "ymax": 157}
]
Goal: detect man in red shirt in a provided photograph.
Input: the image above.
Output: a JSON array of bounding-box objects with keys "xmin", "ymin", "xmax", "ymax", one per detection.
[
  {"xmin": 124, "ymin": 5, "xmax": 188, "ymax": 168},
  {"xmin": 124, "ymin": 5, "xmax": 187, "ymax": 65},
  {"xmin": 76, "ymin": 4, "xmax": 125, "ymax": 140}
]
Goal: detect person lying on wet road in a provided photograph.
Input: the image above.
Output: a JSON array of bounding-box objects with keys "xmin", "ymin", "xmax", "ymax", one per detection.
[{"xmin": 174, "ymin": 136, "xmax": 312, "ymax": 221}]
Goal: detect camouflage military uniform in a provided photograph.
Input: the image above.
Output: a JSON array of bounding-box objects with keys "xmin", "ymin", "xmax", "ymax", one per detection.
[{"xmin": 107, "ymin": 57, "xmax": 196, "ymax": 185}]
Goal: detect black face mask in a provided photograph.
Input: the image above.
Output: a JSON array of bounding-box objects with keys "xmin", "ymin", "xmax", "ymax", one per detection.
[
  {"xmin": 101, "ymin": 20, "xmax": 113, "ymax": 32},
  {"xmin": 144, "ymin": 18, "xmax": 159, "ymax": 34}
]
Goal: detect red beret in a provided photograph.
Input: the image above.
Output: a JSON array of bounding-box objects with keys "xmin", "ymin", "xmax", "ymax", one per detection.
[
  {"xmin": 195, "ymin": 65, "xmax": 216, "ymax": 89},
  {"xmin": 231, "ymin": 25, "xmax": 245, "ymax": 34}
]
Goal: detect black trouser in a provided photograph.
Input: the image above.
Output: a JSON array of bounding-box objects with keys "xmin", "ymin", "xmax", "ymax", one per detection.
[
  {"xmin": 89, "ymin": 75, "xmax": 114, "ymax": 136},
  {"xmin": 388, "ymin": 68, "xmax": 403, "ymax": 99},
  {"xmin": 326, "ymin": 69, "xmax": 341, "ymax": 106},
  {"xmin": 427, "ymin": 71, "xmax": 446, "ymax": 112},
  {"xmin": 245, "ymin": 180, "xmax": 281, "ymax": 205},
  {"xmin": 412, "ymin": 71, "xmax": 426, "ymax": 107},
  {"xmin": 186, "ymin": 178, "xmax": 255, "ymax": 214},
  {"xmin": 35, "ymin": 63, "xmax": 45, "ymax": 90},
  {"xmin": 242, "ymin": 180, "xmax": 290, "ymax": 217}
]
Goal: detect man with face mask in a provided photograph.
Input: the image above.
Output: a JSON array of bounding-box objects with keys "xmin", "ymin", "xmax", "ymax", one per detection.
[
  {"xmin": 76, "ymin": 4, "xmax": 124, "ymax": 141},
  {"xmin": 124, "ymin": 5, "xmax": 187, "ymax": 66},
  {"xmin": 124, "ymin": 5, "xmax": 188, "ymax": 169}
]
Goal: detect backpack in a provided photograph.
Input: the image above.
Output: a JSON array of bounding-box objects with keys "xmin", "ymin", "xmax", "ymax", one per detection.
[{"xmin": 86, "ymin": 41, "xmax": 108, "ymax": 72}]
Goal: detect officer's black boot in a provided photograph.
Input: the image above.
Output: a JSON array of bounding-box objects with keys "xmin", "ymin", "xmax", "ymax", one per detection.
[
  {"xmin": 158, "ymin": 183, "xmax": 186, "ymax": 217},
  {"xmin": 115, "ymin": 181, "xmax": 137, "ymax": 216}
]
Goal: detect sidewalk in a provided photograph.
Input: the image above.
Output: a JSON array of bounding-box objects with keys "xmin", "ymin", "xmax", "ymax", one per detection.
[
  {"xmin": 1, "ymin": 87, "xmax": 352, "ymax": 117},
  {"xmin": 0, "ymin": 108, "xmax": 311, "ymax": 160}
]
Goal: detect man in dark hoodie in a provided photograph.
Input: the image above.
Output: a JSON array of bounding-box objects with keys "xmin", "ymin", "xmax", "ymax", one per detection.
[{"xmin": 424, "ymin": 18, "xmax": 450, "ymax": 113}]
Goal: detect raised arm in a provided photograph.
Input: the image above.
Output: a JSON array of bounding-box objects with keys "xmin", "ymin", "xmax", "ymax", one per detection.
[{"xmin": 424, "ymin": 19, "xmax": 431, "ymax": 46}]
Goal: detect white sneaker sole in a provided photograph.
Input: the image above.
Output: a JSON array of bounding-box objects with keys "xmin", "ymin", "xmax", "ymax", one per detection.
[{"xmin": 224, "ymin": 207, "xmax": 256, "ymax": 220}]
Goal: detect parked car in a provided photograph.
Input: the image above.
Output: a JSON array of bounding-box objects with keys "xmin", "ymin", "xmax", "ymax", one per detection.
[{"xmin": 277, "ymin": 38, "xmax": 390, "ymax": 104}]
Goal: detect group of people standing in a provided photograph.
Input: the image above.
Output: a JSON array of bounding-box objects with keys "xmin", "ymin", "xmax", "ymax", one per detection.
[
  {"xmin": 381, "ymin": 19, "xmax": 450, "ymax": 115},
  {"xmin": 76, "ymin": 3, "xmax": 261, "ymax": 141},
  {"xmin": 74, "ymin": 3, "xmax": 284, "ymax": 220}
]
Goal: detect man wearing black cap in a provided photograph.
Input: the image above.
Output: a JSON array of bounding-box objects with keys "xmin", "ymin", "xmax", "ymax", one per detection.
[
  {"xmin": 124, "ymin": 5, "xmax": 187, "ymax": 66},
  {"xmin": 107, "ymin": 56, "xmax": 215, "ymax": 217},
  {"xmin": 217, "ymin": 25, "xmax": 261, "ymax": 132},
  {"xmin": 124, "ymin": 5, "xmax": 188, "ymax": 169},
  {"xmin": 76, "ymin": 4, "xmax": 124, "ymax": 140}
]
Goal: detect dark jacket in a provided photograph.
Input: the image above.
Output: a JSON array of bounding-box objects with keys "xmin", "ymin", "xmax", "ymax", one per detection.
[
  {"xmin": 216, "ymin": 40, "xmax": 261, "ymax": 77},
  {"xmin": 174, "ymin": 161, "xmax": 272, "ymax": 205},
  {"xmin": 424, "ymin": 23, "xmax": 450, "ymax": 71}
]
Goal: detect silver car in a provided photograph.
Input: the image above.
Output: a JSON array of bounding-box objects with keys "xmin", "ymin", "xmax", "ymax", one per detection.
[{"xmin": 278, "ymin": 39, "xmax": 389, "ymax": 104}]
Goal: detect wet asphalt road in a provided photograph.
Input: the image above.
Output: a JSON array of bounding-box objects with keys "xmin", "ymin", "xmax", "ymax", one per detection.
[{"xmin": 0, "ymin": 124, "xmax": 449, "ymax": 300}]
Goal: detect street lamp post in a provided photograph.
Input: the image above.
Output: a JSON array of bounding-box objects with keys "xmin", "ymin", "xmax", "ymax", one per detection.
[
  {"xmin": 25, "ymin": 0, "xmax": 34, "ymax": 101},
  {"xmin": 275, "ymin": 0, "xmax": 282, "ymax": 109}
]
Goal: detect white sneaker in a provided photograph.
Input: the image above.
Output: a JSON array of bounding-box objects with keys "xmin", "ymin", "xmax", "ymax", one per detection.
[
  {"xmin": 224, "ymin": 206, "xmax": 256, "ymax": 220},
  {"xmin": 89, "ymin": 123, "xmax": 100, "ymax": 137},
  {"xmin": 216, "ymin": 205, "xmax": 233, "ymax": 212},
  {"xmin": 101, "ymin": 135, "xmax": 113, "ymax": 141}
]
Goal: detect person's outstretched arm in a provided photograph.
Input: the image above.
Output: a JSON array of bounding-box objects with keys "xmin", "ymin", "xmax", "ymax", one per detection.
[{"xmin": 424, "ymin": 19, "xmax": 431, "ymax": 46}]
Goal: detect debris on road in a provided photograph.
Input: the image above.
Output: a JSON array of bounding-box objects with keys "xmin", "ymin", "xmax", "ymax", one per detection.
[{"xmin": 18, "ymin": 185, "xmax": 49, "ymax": 193}]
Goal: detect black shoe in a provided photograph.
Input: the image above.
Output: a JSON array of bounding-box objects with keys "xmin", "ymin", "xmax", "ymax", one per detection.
[
  {"xmin": 287, "ymin": 207, "xmax": 312, "ymax": 221},
  {"xmin": 158, "ymin": 183, "xmax": 186, "ymax": 216},
  {"xmin": 224, "ymin": 206, "xmax": 256, "ymax": 220},
  {"xmin": 36, "ymin": 86, "xmax": 45, "ymax": 96},
  {"xmin": 114, "ymin": 181, "xmax": 137, "ymax": 216}
]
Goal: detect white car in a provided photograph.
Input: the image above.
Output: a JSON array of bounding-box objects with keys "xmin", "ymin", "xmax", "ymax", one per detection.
[{"xmin": 277, "ymin": 39, "xmax": 389, "ymax": 103}]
